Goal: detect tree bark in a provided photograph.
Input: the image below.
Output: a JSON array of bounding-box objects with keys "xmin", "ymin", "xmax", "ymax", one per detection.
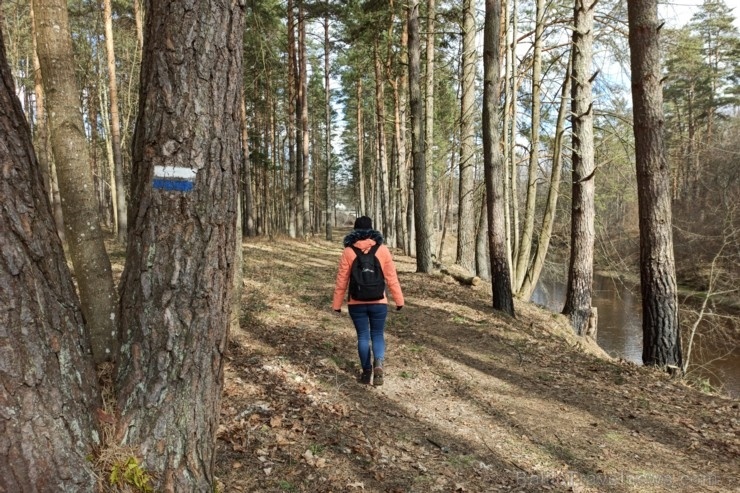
[
  {"xmin": 103, "ymin": 0, "xmax": 128, "ymax": 243},
  {"xmin": 627, "ymin": 0, "xmax": 682, "ymax": 368},
  {"xmin": 357, "ymin": 80, "xmax": 366, "ymax": 214},
  {"xmin": 30, "ymin": 2, "xmax": 51, "ymax": 200},
  {"xmin": 299, "ymin": 0, "xmax": 310, "ymax": 236},
  {"xmin": 115, "ymin": 1, "xmax": 243, "ymax": 489},
  {"xmin": 393, "ymin": 15, "xmax": 409, "ymax": 253},
  {"xmin": 240, "ymin": 92, "xmax": 255, "ymax": 237},
  {"xmin": 483, "ymin": 0, "xmax": 516, "ymax": 316},
  {"xmin": 513, "ymin": 0, "xmax": 545, "ymax": 292},
  {"xmin": 424, "ymin": 0, "xmax": 436, "ymax": 252},
  {"xmin": 324, "ymin": 14, "xmax": 333, "ymax": 242},
  {"xmin": 374, "ymin": 41, "xmax": 391, "ymax": 237},
  {"xmin": 33, "ymin": 0, "xmax": 119, "ymax": 363},
  {"xmin": 476, "ymin": 193, "xmax": 491, "ymax": 280},
  {"xmin": 508, "ymin": 0, "xmax": 520, "ymax": 281},
  {"xmin": 409, "ymin": 0, "xmax": 433, "ymax": 272},
  {"xmin": 456, "ymin": 0, "xmax": 477, "ymax": 274},
  {"xmin": 563, "ymin": 0, "xmax": 596, "ymax": 335},
  {"xmin": 519, "ymin": 52, "xmax": 572, "ymax": 300},
  {"xmin": 287, "ymin": 0, "xmax": 297, "ymax": 238},
  {"xmin": 0, "ymin": 30, "xmax": 101, "ymax": 492}
]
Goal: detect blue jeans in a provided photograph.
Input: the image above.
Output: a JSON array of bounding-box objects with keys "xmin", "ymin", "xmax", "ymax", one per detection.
[{"xmin": 348, "ymin": 304, "xmax": 388, "ymax": 371}]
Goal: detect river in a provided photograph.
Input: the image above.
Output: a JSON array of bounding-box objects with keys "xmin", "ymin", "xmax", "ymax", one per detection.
[{"xmin": 531, "ymin": 273, "xmax": 740, "ymax": 398}]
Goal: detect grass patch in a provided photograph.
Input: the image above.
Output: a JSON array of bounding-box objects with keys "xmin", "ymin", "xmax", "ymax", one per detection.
[{"xmin": 278, "ymin": 480, "xmax": 297, "ymax": 492}]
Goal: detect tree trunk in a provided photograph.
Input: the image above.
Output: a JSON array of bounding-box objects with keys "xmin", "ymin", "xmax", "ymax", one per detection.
[
  {"xmin": 133, "ymin": 0, "xmax": 144, "ymax": 54},
  {"xmin": 357, "ymin": 80, "xmax": 366, "ymax": 214},
  {"xmin": 627, "ymin": 0, "xmax": 683, "ymax": 368},
  {"xmin": 456, "ymin": 0, "xmax": 477, "ymax": 273},
  {"xmin": 374, "ymin": 41, "xmax": 391, "ymax": 237},
  {"xmin": 425, "ymin": 0, "xmax": 436, "ymax": 251},
  {"xmin": 519, "ymin": 52, "xmax": 572, "ymax": 300},
  {"xmin": 287, "ymin": 0, "xmax": 297, "ymax": 238},
  {"xmin": 483, "ymin": 0, "xmax": 516, "ymax": 316},
  {"xmin": 0, "ymin": 31, "xmax": 101, "ymax": 492},
  {"xmin": 299, "ymin": 0, "xmax": 310, "ymax": 236},
  {"xmin": 508, "ymin": 0, "xmax": 519, "ymax": 281},
  {"xmin": 409, "ymin": 0, "xmax": 433, "ymax": 272},
  {"xmin": 563, "ymin": 0, "xmax": 596, "ymax": 335},
  {"xmin": 115, "ymin": 1, "xmax": 243, "ymax": 489},
  {"xmin": 394, "ymin": 15, "xmax": 409, "ymax": 253},
  {"xmin": 437, "ymin": 153, "xmax": 455, "ymax": 262},
  {"xmin": 103, "ymin": 0, "xmax": 128, "ymax": 243},
  {"xmin": 476, "ymin": 193, "xmax": 491, "ymax": 280},
  {"xmin": 30, "ymin": 2, "xmax": 51, "ymax": 200},
  {"xmin": 31, "ymin": 1, "xmax": 64, "ymax": 241},
  {"xmin": 324, "ymin": 14, "xmax": 333, "ymax": 241},
  {"xmin": 33, "ymin": 0, "xmax": 119, "ymax": 363},
  {"xmin": 240, "ymin": 92, "xmax": 256, "ymax": 237},
  {"xmin": 513, "ymin": 0, "xmax": 545, "ymax": 292},
  {"xmin": 502, "ymin": 0, "xmax": 512, "ymax": 272}
]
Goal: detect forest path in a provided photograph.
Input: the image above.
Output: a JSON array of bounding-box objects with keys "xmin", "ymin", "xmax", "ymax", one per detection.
[{"xmin": 215, "ymin": 236, "xmax": 738, "ymax": 493}]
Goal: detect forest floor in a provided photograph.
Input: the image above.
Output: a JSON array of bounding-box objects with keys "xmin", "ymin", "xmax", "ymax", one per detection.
[{"xmin": 210, "ymin": 234, "xmax": 739, "ymax": 493}]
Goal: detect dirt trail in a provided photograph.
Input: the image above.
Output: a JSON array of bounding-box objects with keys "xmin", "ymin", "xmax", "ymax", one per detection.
[{"xmin": 215, "ymin": 237, "xmax": 739, "ymax": 493}]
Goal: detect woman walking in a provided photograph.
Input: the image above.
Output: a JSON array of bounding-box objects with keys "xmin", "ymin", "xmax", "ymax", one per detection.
[{"xmin": 332, "ymin": 216, "xmax": 404, "ymax": 385}]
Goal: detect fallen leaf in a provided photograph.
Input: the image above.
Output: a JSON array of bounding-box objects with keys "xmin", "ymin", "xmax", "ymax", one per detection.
[{"xmin": 347, "ymin": 482, "xmax": 365, "ymax": 489}]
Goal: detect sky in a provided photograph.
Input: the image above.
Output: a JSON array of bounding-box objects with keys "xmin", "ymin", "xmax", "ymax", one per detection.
[{"xmin": 659, "ymin": 0, "xmax": 740, "ymax": 29}]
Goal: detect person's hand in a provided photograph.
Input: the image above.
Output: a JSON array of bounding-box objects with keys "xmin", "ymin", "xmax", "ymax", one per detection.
[
  {"xmin": 396, "ymin": 305, "xmax": 403, "ymax": 311},
  {"xmin": 333, "ymin": 308, "xmax": 341, "ymax": 315}
]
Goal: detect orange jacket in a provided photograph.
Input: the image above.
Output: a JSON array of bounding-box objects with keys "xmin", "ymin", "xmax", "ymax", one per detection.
[{"xmin": 332, "ymin": 236, "xmax": 404, "ymax": 310}]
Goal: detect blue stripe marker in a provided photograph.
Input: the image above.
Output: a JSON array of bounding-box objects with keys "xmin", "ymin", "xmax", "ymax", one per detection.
[
  {"xmin": 153, "ymin": 166, "xmax": 197, "ymax": 192},
  {"xmin": 152, "ymin": 178, "xmax": 194, "ymax": 192}
]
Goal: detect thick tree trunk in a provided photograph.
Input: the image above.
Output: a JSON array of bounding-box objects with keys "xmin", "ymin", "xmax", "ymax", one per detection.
[
  {"xmin": 483, "ymin": 0, "xmax": 516, "ymax": 316},
  {"xmin": 103, "ymin": 0, "xmax": 128, "ymax": 243},
  {"xmin": 456, "ymin": 0, "xmax": 477, "ymax": 274},
  {"xmin": 115, "ymin": 1, "xmax": 243, "ymax": 489},
  {"xmin": 0, "ymin": 32, "xmax": 101, "ymax": 492},
  {"xmin": 409, "ymin": 0, "xmax": 433, "ymax": 272},
  {"xmin": 33, "ymin": 0, "xmax": 118, "ymax": 363},
  {"xmin": 563, "ymin": 0, "xmax": 596, "ymax": 335},
  {"xmin": 627, "ymin": 0, "xmax": 682, "ymax": 368}
]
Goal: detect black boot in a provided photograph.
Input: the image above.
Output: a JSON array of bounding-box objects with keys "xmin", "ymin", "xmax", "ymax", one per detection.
[{"xmin": 359, "ymin": 368, "xmax": 372, "ymax": 385}]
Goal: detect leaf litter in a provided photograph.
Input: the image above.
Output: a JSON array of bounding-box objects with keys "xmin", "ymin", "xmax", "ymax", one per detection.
[{"xmin": 213, "ymin": 236, "xmax": 739, "ymax": 493}]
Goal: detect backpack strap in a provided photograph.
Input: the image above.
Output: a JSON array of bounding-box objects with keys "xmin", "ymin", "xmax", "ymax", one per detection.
[{"xmin": 350, "ymin": 244, "xmax": 380, "ymax": 257}]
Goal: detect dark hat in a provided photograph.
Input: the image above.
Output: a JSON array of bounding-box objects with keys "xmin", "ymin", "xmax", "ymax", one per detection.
[{"xmin": 354, "ymin": 216, "xmax": 372, "ymax": 230}]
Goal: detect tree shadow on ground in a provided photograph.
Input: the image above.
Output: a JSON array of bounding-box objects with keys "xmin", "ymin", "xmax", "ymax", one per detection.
[{"xmin": 218, "ymin": 238, "xmax": 737, "ymax": 493}]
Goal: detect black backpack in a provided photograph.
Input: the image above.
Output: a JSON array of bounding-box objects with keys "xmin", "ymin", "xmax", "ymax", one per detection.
[{"xmin": 348, "ymin": 244, "xmax": 385, "ymax": 301}]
